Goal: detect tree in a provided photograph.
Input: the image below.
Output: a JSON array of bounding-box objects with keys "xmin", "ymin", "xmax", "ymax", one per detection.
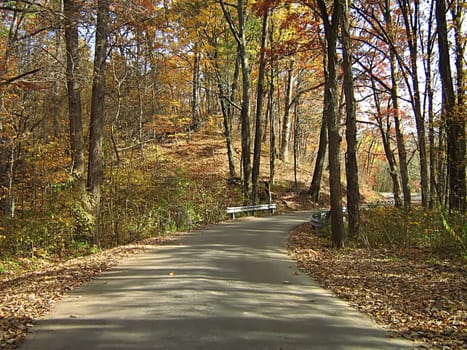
[
  {"xmin": 252, "ymin": 7, "xmax": 269, "ymax": 204},
  {"xmin": 220, "ymin": 0, "xmax": 252, "ymax": 202},
  {"xmin": 398, "ymin": 0, "xmax": 428, "ymax": 208},
  {"xmin": 87, "ymin": 0, "xmax": 110, "ymax": 243},
  {"xmin": 191, "ymin": 43, "xmax": 201, "ymax": 131},
  {"xmin": 210, "ymin": 31, "xmax": 238, "ymax": 178},
  {"xmin": 385, "ymin": 0, "xmax": 411, "ymax": 210},
  {"xmin": 64, "ymin": 0, "xmax": 85, "ymax": 184},
  {"xmin": 280, "ymin": 59, "xmax": 295, "ymax": 163},
  {"xmin": 317, "ymin": 0, "xmax": 345, "ymax": 247},
  {"xmin": 340, "ymin": 0, "xmax": 360, "ymax": 237},
  {"xmin": 353, "ymin": 0, "xmax": 412, "ymax": 209},
  {"xmin": 436, "ymin": 0, "xmax": 466, "ymax": 212}
]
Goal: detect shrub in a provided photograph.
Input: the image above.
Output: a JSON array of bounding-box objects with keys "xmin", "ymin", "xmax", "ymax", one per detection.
[{"xmin": 356, "ymin": 206, "xmax": 466, "ymax": 256}]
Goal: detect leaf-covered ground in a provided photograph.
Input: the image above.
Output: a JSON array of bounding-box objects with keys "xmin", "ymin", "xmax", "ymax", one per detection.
[
  {"xmin": 0, "ymin": 237, "xmax": 175, "ymax": 349},
  {"xmin": 288, "ymin": 223, "xmax": 467, "ymax": 349}
]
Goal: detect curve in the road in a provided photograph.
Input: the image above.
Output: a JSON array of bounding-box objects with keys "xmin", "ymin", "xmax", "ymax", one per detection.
[{"xmin": 20, "ymin": 212, "xmax": 414, "ymax": 350}]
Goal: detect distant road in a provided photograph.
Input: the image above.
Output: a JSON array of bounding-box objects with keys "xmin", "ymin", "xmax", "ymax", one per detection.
[
  {"xmin": 379, "ymin": 192, "xmax": 422, "ymax": 203},
  {"xmin": 21, "ymin": 213, "xmax": 412, "ymax": 350}
]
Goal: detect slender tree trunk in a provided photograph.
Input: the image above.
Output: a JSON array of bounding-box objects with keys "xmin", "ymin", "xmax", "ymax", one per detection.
[
  {"xmin": 318, "ymin": 0, "xmax": 345, "ymax": 247},
  {"xmin": 252, "ymin": 10, "xmax": 269, "ymax": 204},
  {"xmin": 309, "ymin": 51, "xmax": 328, "ymax": 202},
  {"xmin": 64, "ymin": 0, "xmax": 85, "ymax": 183},
  {"xmin": 238, "ymin": 4, "xmax": 251, "ymax": 202},
  {"xmin": 268, "ymin": 21, "xmax": 276, "ymax": 186},
  {"xmin": 453, "ymin": 0, "xmax": 465, "ymax": 109},
  {"xmin": 293, "ymin": 93, "xmax": 301, "ymax": 192},
  {"xmin": 385, "ymin": 0, "xmax": 411, "ymax": 209},
  {"xmin": 229, "ymin": 51, "xmax": 240, "ymax": 127},
  {"xmin": 340, "ymin": 0, "xmax": 359, "ymax": 237},
  {"xmin": 309, "ymin": 111, "xmax": 327, "ymax": 202},
  {"xmin": 220, "ymin": 0, "xmax": 251, "ymax": 202},
  {"xmin": 424, "ymin": 0, "xmax": 436, "ymax": 208},
  {"xmin": 212, "ymin": 38, "xmax": 236, "ymax": 178},
  {"xmin": 191, "ymin": 45, "xmax": 201, "ymax": 131},
  {"xmin": 309, "ymin": 46, "xmax": 328, "ymax": 202},
  {"xmin": 372, "ymin": 80, "xmax": 402, "ymax": 207},
  {"xmin": 280, "ymin": 60, "xmax": 295, "ymax": 163},
  {"xmin": 135, "ymin": 37, "xmax": 144, "ymax": 156},
  {"xmin": 87, "ymin": 0, "xmax": 109, "ymax": 243},
  {"xmin": 399, "ymin": 0, "xmax": 428, "ymax": 207}
]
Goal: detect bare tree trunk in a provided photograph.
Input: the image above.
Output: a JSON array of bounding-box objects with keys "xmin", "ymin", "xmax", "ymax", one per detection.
[
  {"xmin": 309, "ymin": 111, "xmax": 327, "ymax": 202},
  {"xmin": 452, "ymin": 0, "xmax": 465, "ymax": 109},
  {"xmin": 385, "ymin": 0, "xmax": 411, "ymax": 209},
  {"xmin": 372, "ymin": 79, "xmax": 402, "ymax": 207},
  {"xmin": 309, "ymin": 46, "xmax": 327, "ymax": 202},
  {"xmin": 191, "ymin": 45, "xmax": 201, "ymax": 131},
  {"xmin": 212, "ymin": 37, "xmax": 236, "ymax": 178},
  {"xmin": 268, "ymin": 21, "xmax": 276, "ymax": 186},
  {"xmin": 436, "ymin": 0, "xmax": 466, "ymax": 212},
  {"xmin": 318, "ymin": 0, "xmax": 345, "ymax": 247},
  {"xmin": 252, "ymin": 10, "xmax": 269, "ymax": 204},
  {"xmin": 64, "ymin": 0, "xmax": 85, "ymax": 183},
  {"xmin": 135, "ymin": 35, "xmax": 145, "ymax": 156},
  {"xmin": 87, "ymin": 0, "xmax": 109, "ymax": 244},
  {"xmin": 293, "ymin": 92, "xmax": 301, "ymax": 192},
  {"xmin": 398, "ymin": 0, "xmax": 428, "ymax": 207},
  {"xmin": 280, "ymin": 60, "xmax": 295, "ymax": 163},
  {"xmin": 220, "ymin": 0, "xmax": 251, "ymax": 202},
  {"xmin": 423, "ymin": 0, "xmax": 436, "ymax": 208},
  {"xmin": 341, "ymin": 0, "xmax": 360, "ymax": 237}
]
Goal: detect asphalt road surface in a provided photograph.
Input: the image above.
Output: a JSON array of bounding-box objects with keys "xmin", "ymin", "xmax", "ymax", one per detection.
[{"xmin": 20, "ymin": 212, "xmax": 413, "ymax": 349}]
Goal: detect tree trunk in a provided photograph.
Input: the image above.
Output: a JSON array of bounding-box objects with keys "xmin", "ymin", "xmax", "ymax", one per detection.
[
  {"xmin": 87, "ymin": 0, "xmax": 109, "ymax": 243},
  {"xmin": 399, "ymin": 0, "xmax": 428, "ymax": 207},
  {"xmin": 452, "ymin": 0, "xmax": 465, "ymax": 110},
  {"xmin": 252, "ymin": 11, "xmax": 269, "ymax": 204},
  {"xmin": 212, "ymin": 39, "xmax": 236, "ymax": 178},
  {"xmin": 309, "ymin": 111, "xmax": 327, "ymax": 202},
  {"xmin": 423, "ymin": 0, "xmax": 436, "ymax": 208},
  {"xmin": 385, "ymin": 0, "xmax": 411, "ymax": 209},
  {"xmin": 372, "ymin": 80, "xmax": 402, "ymax": 207},
  {"xmin": 280, "ymin": 60, "xmax": 295, "ymax": 163},
  {"xmin": 293, "ymin": 93, "xmax": 300, "ymax": 192},
  {"xmin": 191, "ymin": 45, "xmax": 201, "ymax": 131},
  {"xmin": 64, "ymin": 0, "xmax": 85, "ymax": 183},
  {"xmin": 238, "ymin": 3, "xmax": 251, "ymax": 202},
  {"xmin": 268, "ymin": 21, "xmax": 276, "ymax": 186},
  {"xmin": 340, "ymin": 0, "xmax": 360, "ymax": 237},
  {"xmin": 220, "ymin": 0, "xmax": 251, "ymax": 202},
  {"xmin": 436, "ymin": 0, "xmax": 466, "ymax": 212},
  {"xmin": 309, "ymin": 51, "xmax": 328, "ymax": 203},
  {"xmin": 135, "ymin": 35, "xmax": 144, "ymax": 156},
  {"xmin": 318, "ymin": 0, "xmax": 345, "ymax": 247}
]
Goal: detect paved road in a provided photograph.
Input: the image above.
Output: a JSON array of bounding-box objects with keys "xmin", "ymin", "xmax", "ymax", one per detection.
[{"xmin": 21, "ymin": 212, "xmax": 413, "ymax": 349}]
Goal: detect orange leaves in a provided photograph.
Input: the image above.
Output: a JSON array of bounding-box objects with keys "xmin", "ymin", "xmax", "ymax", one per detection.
[
  {"xmin": 250, "ymin": 0, "xmax": 281, "ymax": 16},
  {"xmin": 288, "ymin": 224, "xmax": 467, "ymax": 349}
]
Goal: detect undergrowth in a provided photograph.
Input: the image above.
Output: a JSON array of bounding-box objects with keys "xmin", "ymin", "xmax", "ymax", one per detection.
[
  {"xmin": 0, "ymin": 143, "xmax": 240, "ymax": 263},
  {"xmin": 355, "ymin": 206, "xmax": 466, "ymax": 257}
]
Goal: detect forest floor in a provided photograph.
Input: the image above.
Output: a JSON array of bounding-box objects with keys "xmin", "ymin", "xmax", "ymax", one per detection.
[{"xmin": 289, "ymin": 223, "xmax": 466, "ymax": 350}]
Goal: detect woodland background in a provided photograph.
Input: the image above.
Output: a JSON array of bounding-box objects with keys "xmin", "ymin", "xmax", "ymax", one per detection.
[{"xmin": 0, "ymin": 0, "xmax": 465, "ymax": 257}]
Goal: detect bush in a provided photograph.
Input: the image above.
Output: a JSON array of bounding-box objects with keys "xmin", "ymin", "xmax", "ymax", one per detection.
[{"xmin": 356, "ymin": 206, "xmax": 466, "ymax": 256}]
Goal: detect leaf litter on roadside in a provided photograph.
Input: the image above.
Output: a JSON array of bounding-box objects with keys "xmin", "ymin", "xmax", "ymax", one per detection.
[
  {"xmin": 288, "ymin": 223, "xmax": 466, "ymax": 350},
  {"xmin": 0, "ymin": 236, "xmax": 176, "ymax": 349}
]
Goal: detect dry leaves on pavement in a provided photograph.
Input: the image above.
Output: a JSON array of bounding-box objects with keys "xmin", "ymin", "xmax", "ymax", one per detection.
[
  {"xmin": 0, "ymin": 236, "xmax": 175, "ymax": 349},
  {"xmin": 288, "ymin": 223, "xmax": 466, "ymax": 350}
]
